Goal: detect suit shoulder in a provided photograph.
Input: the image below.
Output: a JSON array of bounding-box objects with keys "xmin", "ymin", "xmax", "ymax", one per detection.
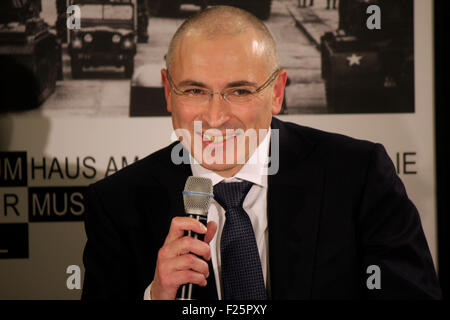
[
  {"xmin": 282, "ymin": 120, "xmax": 377, "ymax": 156},
  {"xmin": 91, "ymin": 142, "xmax": 176, "ymax": 191}
]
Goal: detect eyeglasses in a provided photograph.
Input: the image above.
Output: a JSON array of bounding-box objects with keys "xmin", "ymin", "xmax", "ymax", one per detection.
[{"xmin": 166, "ymin": 69, "xmax": 280, "ymax": 106}]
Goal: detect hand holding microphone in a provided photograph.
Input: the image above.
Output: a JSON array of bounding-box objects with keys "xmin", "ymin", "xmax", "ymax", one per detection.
[{"xmin": 151, "ymin": 177, "xmax": 216, "ymax": 300}]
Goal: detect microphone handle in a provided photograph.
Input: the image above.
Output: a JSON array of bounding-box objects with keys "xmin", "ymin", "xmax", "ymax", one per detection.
[{"xmin": 177, "ymin": 213, "xmax": 208, "ymax": 300}]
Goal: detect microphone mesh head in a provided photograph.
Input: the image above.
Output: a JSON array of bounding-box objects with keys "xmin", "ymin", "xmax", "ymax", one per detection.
[{"xmin": 183, "ymin": 176, "xmax": 213, "ymax": 216}]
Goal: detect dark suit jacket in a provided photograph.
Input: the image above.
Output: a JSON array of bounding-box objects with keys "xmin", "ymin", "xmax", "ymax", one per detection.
[{"xmin": 81, "ymin": 117, "xmax": 441, "ymax": 300}]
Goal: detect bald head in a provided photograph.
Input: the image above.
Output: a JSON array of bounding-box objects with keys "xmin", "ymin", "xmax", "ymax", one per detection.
[{"xmin": 166, "ymin": 6, "xmax": 279, "ymax": 73}]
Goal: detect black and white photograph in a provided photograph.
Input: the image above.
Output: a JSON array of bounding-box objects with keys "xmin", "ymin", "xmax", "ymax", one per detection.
[{"xmin": 0, "ymin": 0, "xmax": 414, "ymax": 117}]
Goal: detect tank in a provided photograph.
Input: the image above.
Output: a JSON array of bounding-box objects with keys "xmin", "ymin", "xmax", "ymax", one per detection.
[
  {"xmin": 321, "ymin": 0, "xmax": 414, "ymax": 113},
  {"xmin": 68, "ymin": 0, "xmax": 138, "ymax": 78},
  {"xmin": 0, "ymin": 0, "xmax": 62, "ymax": 111}
]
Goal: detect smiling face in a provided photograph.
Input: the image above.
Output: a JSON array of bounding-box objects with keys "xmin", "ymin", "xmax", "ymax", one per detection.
[{"xmin": 162, "ymin": 29, "xmax": 287, "ymax": 177}]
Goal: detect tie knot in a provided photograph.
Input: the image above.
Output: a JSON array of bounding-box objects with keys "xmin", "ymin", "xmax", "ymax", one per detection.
[{"xmin": 213, "ymin": 180, "xmax": 253, "ymax": 211}]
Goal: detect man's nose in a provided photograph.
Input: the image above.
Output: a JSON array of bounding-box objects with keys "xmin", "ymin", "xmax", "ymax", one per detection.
[{"xmin": 202, "ymin": 93, "xmax": 230, "ymax": 128}]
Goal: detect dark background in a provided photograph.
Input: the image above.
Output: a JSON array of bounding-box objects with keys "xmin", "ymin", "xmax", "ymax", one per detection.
[{"xmin": 435, "ymin": 0, "xmax": 450, "ymax": 300}]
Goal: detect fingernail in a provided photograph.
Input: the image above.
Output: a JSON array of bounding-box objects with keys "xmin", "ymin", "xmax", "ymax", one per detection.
[{"xmin": 201, "ymin": 224, "xmax": 207, "ymax": 233}]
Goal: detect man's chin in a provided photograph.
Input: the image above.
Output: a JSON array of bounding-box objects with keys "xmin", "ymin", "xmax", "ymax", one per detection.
[{"xmin": 199, "ymin": 162, "xmax": 244, "ymax": 177}]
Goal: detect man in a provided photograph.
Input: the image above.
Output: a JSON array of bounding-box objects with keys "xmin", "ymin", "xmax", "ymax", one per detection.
[{"xmin": 82, "ymin": 6, "xmax": 441, "ymax": 300}]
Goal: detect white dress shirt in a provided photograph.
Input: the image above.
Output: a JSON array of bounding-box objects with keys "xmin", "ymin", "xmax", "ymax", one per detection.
[{"xmin": 145, "ymin": 128, "xmax": 271, "ymax": 300}]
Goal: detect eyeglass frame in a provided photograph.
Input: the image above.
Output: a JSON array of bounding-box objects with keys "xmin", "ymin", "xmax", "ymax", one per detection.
[{"xmin": 165, "ymin": 68, "xmax": 281, "ymax": 105}]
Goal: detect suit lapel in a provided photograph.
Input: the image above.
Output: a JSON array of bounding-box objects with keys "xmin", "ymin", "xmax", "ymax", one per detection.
[
  {"xmin": 268, "ymin": 118, "xmax": 324, "ymax": 299},
  {"xmin": 144, "ymin": 146, "xmax": 192, "ymax": 246}
]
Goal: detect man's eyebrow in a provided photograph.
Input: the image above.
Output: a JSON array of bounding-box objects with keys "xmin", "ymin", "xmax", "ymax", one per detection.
[
  {"xmin": 176, "ymin": 79, "xmax": 258, "ymax": 88},
  {"xmin": 225, "ymin": 80, "xmax": 258, "ymax": 88},
  {"xmin": 177, "ymin": 80, "xmax": 208, "ymax": 88}
]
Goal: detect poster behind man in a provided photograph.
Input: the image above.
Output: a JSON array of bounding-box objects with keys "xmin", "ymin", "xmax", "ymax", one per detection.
[{"xmin": 0, "ymin": 0, "xmax": 436, "ymax": 299}]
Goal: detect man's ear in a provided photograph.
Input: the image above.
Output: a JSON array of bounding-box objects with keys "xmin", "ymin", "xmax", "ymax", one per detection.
[
  {"xmin": 161, "ymin": 69, "xmax": 172, "ymax": 113},
  {"xmin": 271, "ymin": 69, "xmax": 287, "ymax": 115}
]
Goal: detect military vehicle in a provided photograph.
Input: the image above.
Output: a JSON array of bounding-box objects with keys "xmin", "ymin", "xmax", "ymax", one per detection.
[
  {"xmin": 147, "ymin": 0, "xmax": 272, "ymax": 21},
  {"xmin": 321, "ymin": 0, "xmax": 414, "ymax": 113},
  {"xmin": 68, "ymin": 0, "xmax": 138, "ymax": 78},
  {"xmin": 0, "ymin": 0, "xmax": 61, "ymax": 111},
  {"xmin": 59, "ymin": 0, "xmax": 149, "ymax": 43}
]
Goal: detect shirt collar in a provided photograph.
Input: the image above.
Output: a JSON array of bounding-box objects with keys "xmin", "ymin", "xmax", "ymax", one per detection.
[{"xmin": 190, "ymin": 128, "xmax": 271, "ymax": 188}]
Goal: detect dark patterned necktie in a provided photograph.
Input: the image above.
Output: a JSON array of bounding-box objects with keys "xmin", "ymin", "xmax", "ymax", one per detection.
[{"xmin": 213, "ymin": 181, "xmax": 267, "ymax": 300}]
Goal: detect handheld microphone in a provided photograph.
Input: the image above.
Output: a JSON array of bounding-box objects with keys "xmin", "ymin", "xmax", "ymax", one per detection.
[{"xmin": 177, "ymin": 176, "xmax": 213, "ymax": 300}]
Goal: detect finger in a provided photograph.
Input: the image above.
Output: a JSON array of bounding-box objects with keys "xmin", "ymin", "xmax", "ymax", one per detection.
[
  {"xmin": 167, "ymin": 236, "xmax": 211, "ymax": 261},
  {"xmin": 157, "ymin": 254, "xmax": 209, "ymax": 280},
  {"xmin": 172, "ymin": 270, "xmax": 208, "ymax": 287},
  {"xmin": 204, "ymin": 221, "xmax": 217, "ymax": 244},
  {"xmin": 173, "ymin": 254, "xmax": 210, "ymax": 278},
  {"xmin": 154, "ymin": 269, "xmax": 207, "ymax": 299},
  {"xmin": 165, "ymin": 216, "xmax": 208, "ymax": 245}
]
